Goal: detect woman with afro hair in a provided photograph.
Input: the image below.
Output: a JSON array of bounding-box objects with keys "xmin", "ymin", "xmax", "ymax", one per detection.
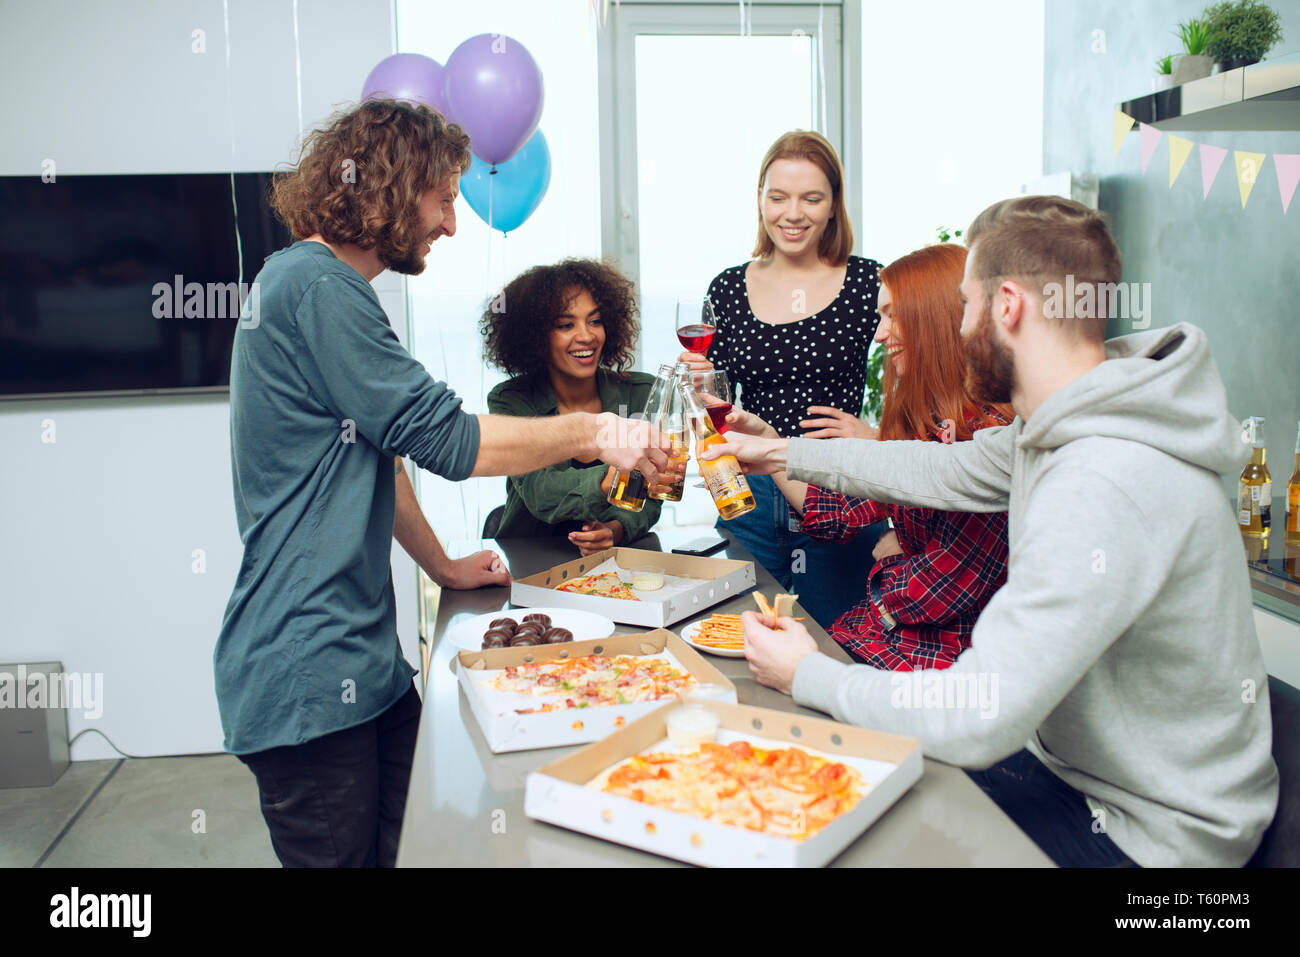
[{"xmin": 483, "ymin": 259, "xmax": 668, "ymax": 554}]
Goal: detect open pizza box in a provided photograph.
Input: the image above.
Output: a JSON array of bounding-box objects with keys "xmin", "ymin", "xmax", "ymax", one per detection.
[
  {"xmin": 510, "ymin": 546, "xmax": 756, "ymax": 628},
  {"xmin": 457, "ymin": 629, "xmax": 737, "ymax": 753},
  {"xmin": 525, "ymin": 700, "xmax": 923, "ymax": 867}
]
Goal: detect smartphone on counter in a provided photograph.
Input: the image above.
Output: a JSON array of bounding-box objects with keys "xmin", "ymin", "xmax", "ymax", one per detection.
[{"xmin": 671, "ymin": 535, "xmax": 729, "ymax": 557}]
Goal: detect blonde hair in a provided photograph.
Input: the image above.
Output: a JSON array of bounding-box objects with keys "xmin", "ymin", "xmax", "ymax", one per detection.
[{"xmin": 752, "ymin": 130, "xmax": 853, "ymax": 266}]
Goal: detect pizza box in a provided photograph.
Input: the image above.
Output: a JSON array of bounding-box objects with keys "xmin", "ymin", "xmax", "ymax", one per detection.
[
  {"xmin": 524, "ymin": 700, "xmax": 923, "ymax": 867},
  {"xmin": 510, "ymin": 547, "xmax": 756, "ymax": 628},
  {"xmin": 456, "ymin": 629, "xmax": 737, "ymax": 753}
]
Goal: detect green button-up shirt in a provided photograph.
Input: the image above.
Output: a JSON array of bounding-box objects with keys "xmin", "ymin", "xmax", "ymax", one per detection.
[{"xmin": 486, "ymin": 370, "xmax": 663, "ymax": 542}]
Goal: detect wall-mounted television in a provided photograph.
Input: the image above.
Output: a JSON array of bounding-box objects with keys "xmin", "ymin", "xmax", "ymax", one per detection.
[{"xmin": 0, "ymin": 173, "xmax": 293, "ymax": 400}]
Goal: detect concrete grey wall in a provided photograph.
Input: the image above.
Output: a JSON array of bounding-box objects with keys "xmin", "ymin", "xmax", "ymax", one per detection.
[
  {"xmin": 1043, "ymin": 0, "xmax": 1300, "ymax": 489},
  {"xmin": 0, "ymin": 0, "xmax": 409, "ymax": 759}
]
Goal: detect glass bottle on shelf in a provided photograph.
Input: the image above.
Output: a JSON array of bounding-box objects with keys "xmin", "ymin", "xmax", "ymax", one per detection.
[
  {"xmin": 1238, "ymin": 416, "xmax": 1271, "ymax": 544},
  {"xmin": 1286, "ymin": 420, "xmax": 1300, "ymax": 547},
  {"xmin": 677, "ymin": 376, "xmax": 755, "ymax": 521}
]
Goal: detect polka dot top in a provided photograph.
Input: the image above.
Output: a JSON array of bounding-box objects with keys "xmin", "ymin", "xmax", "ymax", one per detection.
[{"xmin": 705, "ymin": 255, "xmax": 883, "ymax": 439}]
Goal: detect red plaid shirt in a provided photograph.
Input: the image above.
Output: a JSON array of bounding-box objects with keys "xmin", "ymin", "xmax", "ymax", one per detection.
[{"xmin": 798, "ymin": 406, "xmax": 1011, "ymax": 671}]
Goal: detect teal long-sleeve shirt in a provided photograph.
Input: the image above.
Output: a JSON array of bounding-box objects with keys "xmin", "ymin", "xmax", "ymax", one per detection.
[
  {"xmin": 216, "ymin": 241, "xmax": 480, "ymax": 754},
  {"xmin": 486, "ymin": 370, "xmax": 662, "ymax": 542}
]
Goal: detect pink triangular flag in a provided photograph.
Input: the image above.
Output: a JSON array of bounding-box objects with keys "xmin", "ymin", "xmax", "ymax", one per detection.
[
  {"xmin": 1200, "ymin": 144, "xmax": 1228, "ymax": 199},
  {"xmin": 1274, "ymin": 154, "xmax": 1300, "ymax": 214},
  {"xmin": 1139, "ymin": 123, "xmax": 1164, "ymax": 173}
]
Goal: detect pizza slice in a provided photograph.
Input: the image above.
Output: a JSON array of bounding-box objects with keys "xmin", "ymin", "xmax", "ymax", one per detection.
[{"xmin": 555, "ymin": 571, "xmax": 641, "ymax": 601}]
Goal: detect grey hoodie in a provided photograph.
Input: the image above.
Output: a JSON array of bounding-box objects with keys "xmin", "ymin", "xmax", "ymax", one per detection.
[{"xmin": 786, "ymin": 322, "xmax": 1278, "ymax": 867}]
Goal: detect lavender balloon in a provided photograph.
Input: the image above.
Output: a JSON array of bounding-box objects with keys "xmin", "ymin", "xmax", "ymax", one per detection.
[
  {"xmin": 443, "ymin": 34, "xmax": 544, "ymax": 166},
  {"xmin": 362, "ymin": 53, "xmax": 453, "ymax": 122}
]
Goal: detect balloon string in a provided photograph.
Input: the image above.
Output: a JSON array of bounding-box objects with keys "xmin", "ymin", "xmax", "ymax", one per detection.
[
  {"xmin": 291, "ymin": 0, "xmax": 303, "ymax": 137},
  {"xmin": 221, "ymin": 0, "xmax": 244, "ymax": 293}
]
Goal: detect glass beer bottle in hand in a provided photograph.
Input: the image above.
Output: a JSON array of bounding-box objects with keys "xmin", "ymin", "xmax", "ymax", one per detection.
[
  {"xmin": 607, "ymin": 365, "xmax": 678, "ymax": 512},
  {"xmin": 647, "ymin": 363, "xmax": 690, "ymax": 502},
  {"xmin": 677, "ymin": 378, "xmax": 755, "ymax": 521}
]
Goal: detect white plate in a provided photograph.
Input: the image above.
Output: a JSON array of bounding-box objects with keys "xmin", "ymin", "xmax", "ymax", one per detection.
[
  {"xmin": 679, "ymin": 617, "xmax": 746, "ymax": 658},
  {"xmin": 442, "ymin": 607, "xmax": 617, "ymax": 652}
]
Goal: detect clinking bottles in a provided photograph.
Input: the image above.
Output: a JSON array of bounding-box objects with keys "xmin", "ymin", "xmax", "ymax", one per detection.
[
  {"xmin": 677, "ymin": 377, "xmax": 755, "ymax": 521},
  {"xmin": 1238, "ymin": 416, "xmax": 1271, "ymax": 543},
  {"xmin": 647, "ymin": 363, "xmax": 689, "ymax": 503},
  {"xmin": 606, "ymin": 366, "xmax": 677, "ymax": 513}
]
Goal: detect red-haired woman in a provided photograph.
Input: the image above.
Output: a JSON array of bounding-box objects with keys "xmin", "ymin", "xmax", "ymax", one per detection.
[
  {"xmin": 678, "ymin": 130, "xmax": 886, "ymax": 629},
  {"xmin": 725, "ymin": 244, "xmax": 1012, "ymax": 670}
]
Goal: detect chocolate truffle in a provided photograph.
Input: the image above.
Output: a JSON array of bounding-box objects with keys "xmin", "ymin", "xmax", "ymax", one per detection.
[
  {"xmin": 543, "ymin": 627, "xmax": 573, "ymax": 644},
  {"xmin": 482, "ymin": 627, "xmax": 514, "ymax": 645},
  {"xmin": 481, "ymin": 634, "xmax": 508, "ymax": 650},
  {"xmin": 488, "ymin": 617, "xmax": 518, "ymax": 633},
  {"xmin": 514, "ymin": 621, "xmax": 546, "ymax": 637},
  {"xmin": 509, "ymin": 633, "xmax": 541, "ymax": 647},
  {"xmin": 522, "ymin": 613, "xmax": 552, "ymax": 628}
]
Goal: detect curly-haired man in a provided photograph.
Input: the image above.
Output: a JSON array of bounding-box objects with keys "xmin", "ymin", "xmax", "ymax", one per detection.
[{"xmin": 215, "ymin": 100, "xmax": 667, "ymax": 867}]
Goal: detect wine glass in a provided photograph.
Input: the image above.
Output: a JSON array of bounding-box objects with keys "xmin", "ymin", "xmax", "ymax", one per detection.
[{"xmin": 676, "ymin": 298, "xmax": 719, "ymax": 357}]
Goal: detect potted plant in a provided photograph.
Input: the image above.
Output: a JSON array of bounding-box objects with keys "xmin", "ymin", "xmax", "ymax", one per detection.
[
  {"xmin": 1204, "ymin": 0, "xmax": 1284, "ymax": 71},
  {"xmin": 1171, "ymin": 17, "xmax": 1216, "ymax": 83},
  {"xmin": 1153, "ymin": 54, "xmax": 1176, "ymax": 90}
]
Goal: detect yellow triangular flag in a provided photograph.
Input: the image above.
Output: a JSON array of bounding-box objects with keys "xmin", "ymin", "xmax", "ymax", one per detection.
[
  {"xmin": 1113, "ymin": 109, "xmax": 1135, "ymax": 156},
  {"xmin": 1235, "ymin": 150, "xmax": 1266, "ymax": 208},
  {"xmin": 1168, "ymin": 136, "xmax": 1194, "ymax": 187}
]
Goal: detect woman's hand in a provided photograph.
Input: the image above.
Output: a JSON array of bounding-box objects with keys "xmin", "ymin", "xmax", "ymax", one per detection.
[
  {"xmin": 724, "ymin": 408, "xmax": 779, "ymax": 439},
  {"xmin": 569, "ymin": 519, "xmax": 624, "ymax": 556},
  {"xmin": 676, "ymin": 351, "xmax": 714, "ymax": 372},
  {"xmin": 872, "ymin": 530, "xmax": 903, "ymax": 562},
  {"xmin": 800, "ymin": 406, "xmax": 879, "ymax": 440}
]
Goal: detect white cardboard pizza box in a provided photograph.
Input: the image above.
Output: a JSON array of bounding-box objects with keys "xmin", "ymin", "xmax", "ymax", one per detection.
[
  {"xmin": 457, "ymin": 629, "xmax": 737, "ymax": 753},
  {"xmin": 510, "ymin": 547, "xmax": 756, "ymax": 628},
  {"xmin": 525, "ymin": 700, "xmax": 923, "ymax": 867}
]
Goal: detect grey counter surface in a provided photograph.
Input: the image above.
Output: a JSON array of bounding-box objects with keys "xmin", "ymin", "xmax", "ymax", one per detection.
[{"xmin": 396, "ymin": 525, "xmax": 1053, "ymax": 867}]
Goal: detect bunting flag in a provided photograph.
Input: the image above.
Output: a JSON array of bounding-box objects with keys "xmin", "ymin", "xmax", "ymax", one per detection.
[
  {"xmin": 1199, "ymin": 144, "xmax": 1228, "ymax": 199},
  {"xmin": 1139, "ymin": 123, "xmax": 1163, "ymax": 173},
  {"xmin": 1167, "ymin": 135, "xmax": 1194, "ymax": 188},
  {"xmin": 1234, "ymin": 150, "xmax": 1266, "ymax": 208},
  {"xmin": 1274, "ymin": 154, "xmax": 1300, "ymax": 215},
  {"xmin": 1113, "ymin": 109, "xmax": 1134, "ymax": 156}
]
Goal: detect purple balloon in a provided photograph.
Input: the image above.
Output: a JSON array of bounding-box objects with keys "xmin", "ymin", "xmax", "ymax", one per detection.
[
  {"xmin": 443, "ymin": 33, "xmax": 544, "ymax": 166},
  {"xmin": 362, "ymin": 53, "xmax": 453, "ymax": 122}
]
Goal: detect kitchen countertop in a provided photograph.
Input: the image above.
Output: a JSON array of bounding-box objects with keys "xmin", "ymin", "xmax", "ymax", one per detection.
[{"xmin": 395, "ymin": 525, "xmax": 1052, "ymax": 868}]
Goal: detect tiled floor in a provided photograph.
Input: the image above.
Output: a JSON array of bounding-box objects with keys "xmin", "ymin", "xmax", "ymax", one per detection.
[{"xmin": 0, "ymin": 755, "xmax": 279, "ymax": 868}]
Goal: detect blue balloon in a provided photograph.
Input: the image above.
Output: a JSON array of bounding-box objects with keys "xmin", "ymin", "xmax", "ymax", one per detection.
[{"xmin": 461, "ymin": 129, "xmax": 551, "ymax": 234}]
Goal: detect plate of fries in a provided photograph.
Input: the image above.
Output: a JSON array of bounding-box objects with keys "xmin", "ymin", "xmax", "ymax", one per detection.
[{"xmin": 678, "ymin": 592, "xmax": 802, "ymax": 658}]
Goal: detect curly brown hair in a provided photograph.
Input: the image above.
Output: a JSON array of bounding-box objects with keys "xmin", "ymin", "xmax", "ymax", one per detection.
[
  {"xmin": 271, "ymin": 99, "xmax": 471, "ymax": 275},
  {"xmin": 480, "ymin": 259, "xmax": 640, "ymax": 381}
]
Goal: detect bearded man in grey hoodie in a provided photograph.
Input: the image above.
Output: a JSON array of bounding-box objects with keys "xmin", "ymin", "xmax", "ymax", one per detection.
[{"xmin": 706, "ymin": 195, "xmax": 1278, "ymax": 868}]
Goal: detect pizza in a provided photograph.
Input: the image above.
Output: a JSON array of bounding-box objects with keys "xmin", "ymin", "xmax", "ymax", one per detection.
[
  {"xmin": 593, "ymin": 739, "xmax": 866, "ymax": 840},
  {"xmin": 487, "ymin": 653, "xmax": 695, "ymax": 714},
  {"xmin": 555, "ymin": 571, "xmax": 641, "ymax": 601}
]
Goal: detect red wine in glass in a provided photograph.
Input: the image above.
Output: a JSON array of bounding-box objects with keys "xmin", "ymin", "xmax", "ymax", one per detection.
[
  {"xmin": 706, "ymin": 402, "xmax": 733, "ymax": 433},
  {"xmin": 677, "ymin": 323, "xmax": 716, "ymax": 354}
]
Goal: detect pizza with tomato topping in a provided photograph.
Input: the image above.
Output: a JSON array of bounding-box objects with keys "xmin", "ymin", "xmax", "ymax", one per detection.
[
  {"xmin": 488, "ymin": 654, "xmax": 695, "ymax": 714},
  {"xmin": 554, "ymin": 572, "xmax": 640, "ymax": 601},
  {"xmin": 592, "ymin": 739, "xmax": 866, "ymax": 839}
]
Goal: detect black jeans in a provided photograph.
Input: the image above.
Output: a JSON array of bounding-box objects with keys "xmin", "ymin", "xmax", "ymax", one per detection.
[
  {"xmin": 237, "ymin": 682, "xmax": 422, "ymax": 867},
  {"xmin": 965, "ymin": 749, "xmax": 1140, "ymax": 868}
]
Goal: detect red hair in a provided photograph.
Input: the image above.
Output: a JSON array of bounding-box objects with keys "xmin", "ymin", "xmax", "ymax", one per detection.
[{"xmin": 877, "ymin": 244, "xmax": 1012, "ymax": 442}]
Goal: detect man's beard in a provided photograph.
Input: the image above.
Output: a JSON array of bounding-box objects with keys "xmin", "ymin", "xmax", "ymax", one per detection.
[
  {"xmin": 379, "ymin": 211, "xmax": 431, "ymax": 276},
  {"xmin": 964, "ymin": 299, "xmax": 1016, "ymax": 404}
]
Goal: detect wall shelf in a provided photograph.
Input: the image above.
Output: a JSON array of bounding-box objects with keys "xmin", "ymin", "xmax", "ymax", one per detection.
[{"xmin": 1119, "ymin": 51, "xmax": 1300, "ymax": 132}]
